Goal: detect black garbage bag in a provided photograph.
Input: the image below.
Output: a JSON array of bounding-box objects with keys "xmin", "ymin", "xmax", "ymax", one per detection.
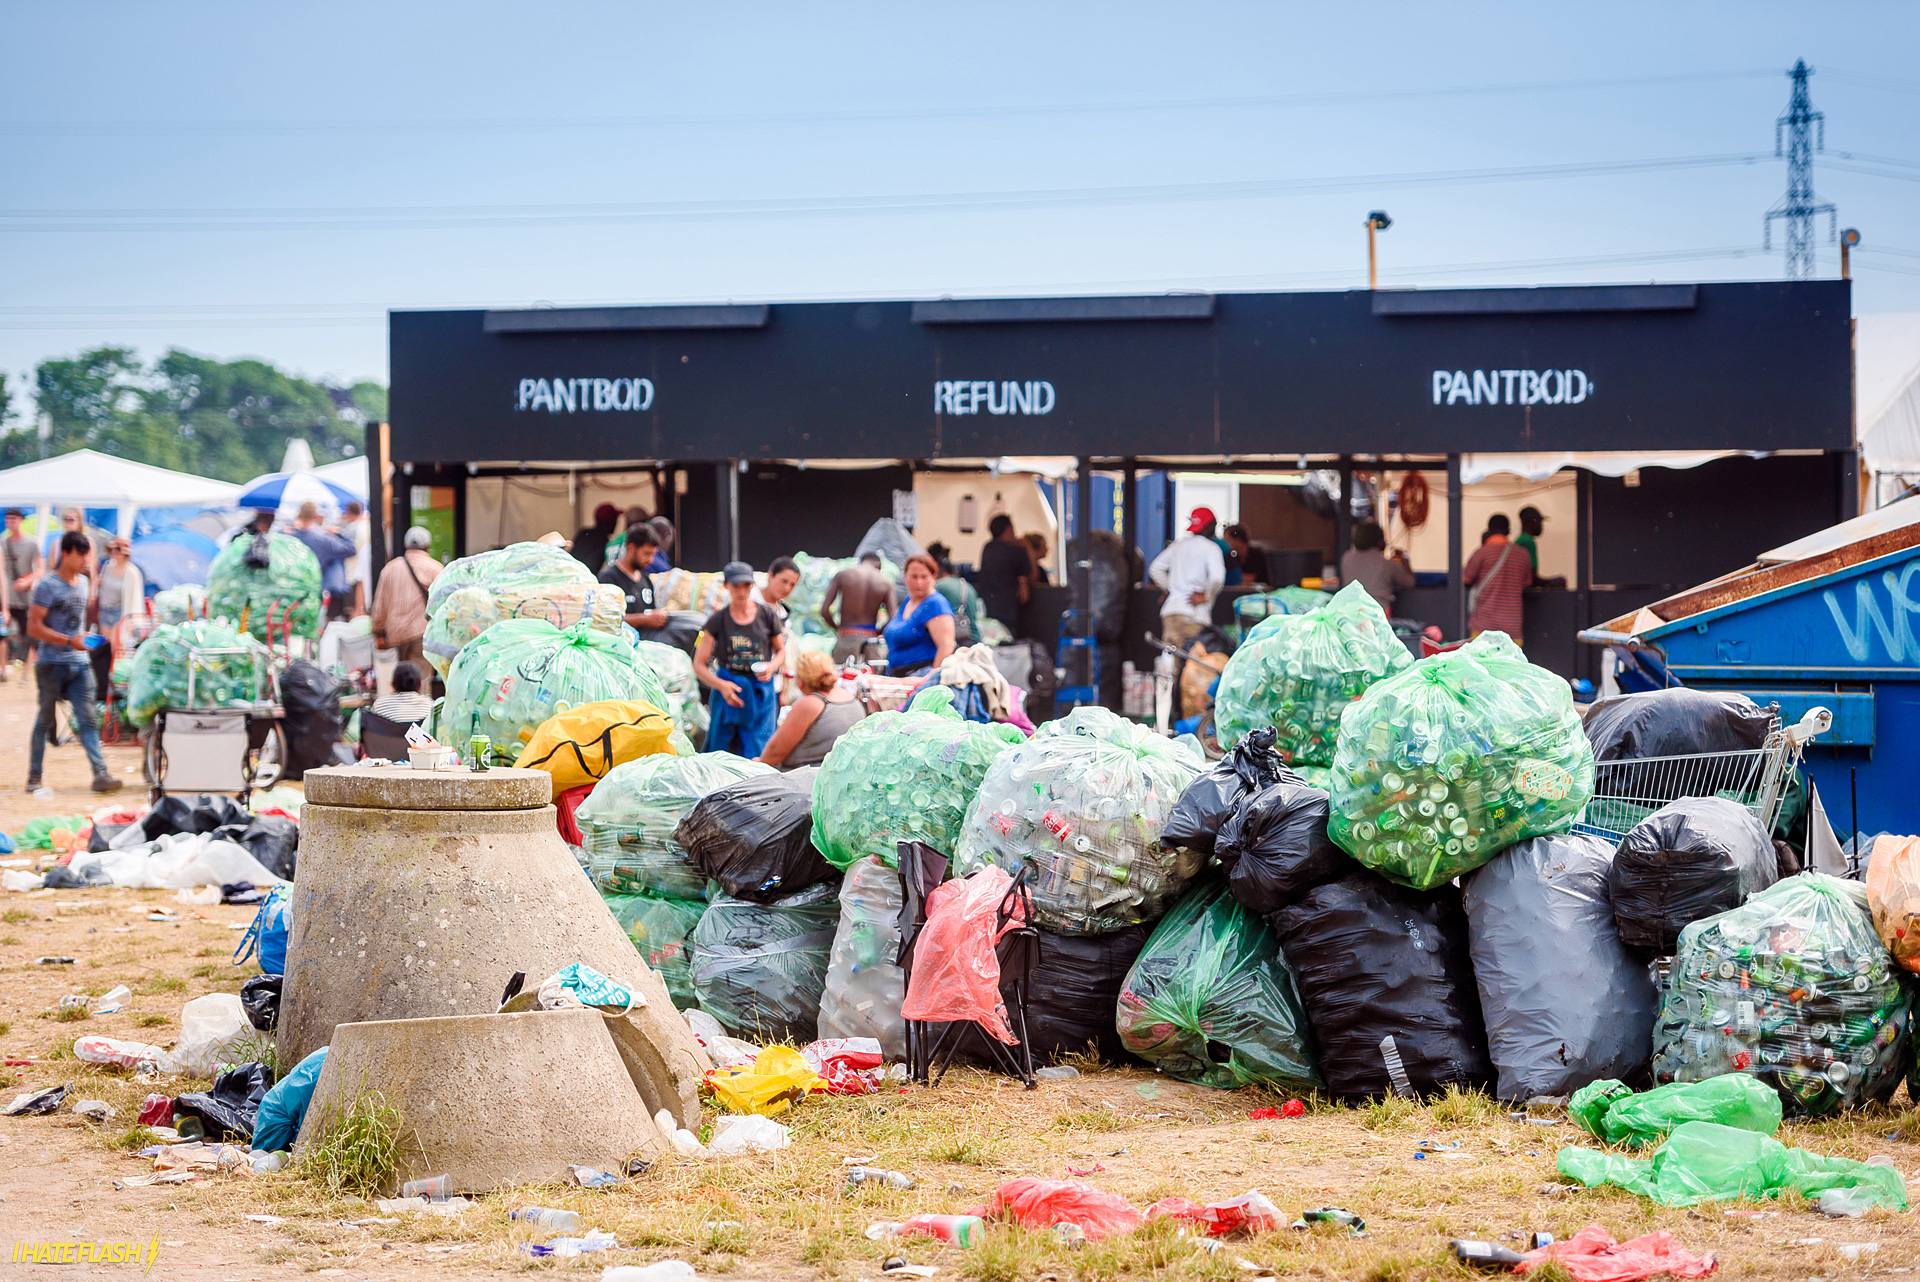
[
  {"xmin": 1022, "ymin": 925, "xmax": 1152, "ymax": 1064},
  {"xmin": 1610, "ymin": 797, "xmax": 1778, "ymax": 954},
  {"xmin": 635, "ymin": 610, "xmax": 706, "ymax": 656},
  {"xmin": 1272, "ymin": 870, "xmax": 1493, "ymax": 1102},
  {"xmin": 676, "ymin": 767, "xmax": 836, "ymax": 903},
  {"xmin": 1585, "ymin": 689, "xmax": 1774, "ymax": 763},
  {"xmin": 1462, "ymin": 834, "xmax": 1659, "ymax": 1100},
  {"xmin": 1217, "ymin": 778, "xmax": 1350, "ymax": 916},
  {"xmin": 143, "ymin": 793, "xmax": 250, "ymax": 841},
  {"xmin": 172, "ymin": 1062, "xmax": 270, "ymax": 1141},
  {"xmin": 88, "ymin": 821, "xmax": 136, "ymax": 852},
  {"xmin": 240, "ymin": 974, "xmax": 282, "ymax": 1031},
  {"xmin": 210, "ymin": 816, "xmax": 299, "ymax": 882},
  {"xmin": 1161, "ymin": 726, "xmax": 1294, "ymax": 856},
  {"xmin": 43, "ymin": 862, "xmax": 112, "ymax": 889},
  {"xmin": 278, "ymin": 659, "xmax": 344, "ymax": 782}
]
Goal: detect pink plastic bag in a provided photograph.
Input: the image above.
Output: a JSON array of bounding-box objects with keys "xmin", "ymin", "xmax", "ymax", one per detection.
[
  {"xmin": 1145, "ymin": 1191, "xmax": 1284, "ymax": 1236},
  {"xmin": 983, "ymin": 1177, "xmax": 1144, "ymax": 1241},
  {"xmin": 900, "ymin": 867, "xmax": 1026, "ymax": 1044},
  {"xmin": 1516, "ymin": 1225, "xmax": 1717, "ymax": 1281}
]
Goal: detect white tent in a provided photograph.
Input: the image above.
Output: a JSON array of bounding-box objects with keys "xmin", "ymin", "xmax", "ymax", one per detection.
[
  {"xmin": 1858, "ymin": 313, "xmax": 1920, "ymax": 481},
  {"xmin": 310, "ymin": 456, "xmax": 370, "ymax": 500},
  {"xmin": 0, "ymin": 448, "xmax": 240, "ymax": 538}
]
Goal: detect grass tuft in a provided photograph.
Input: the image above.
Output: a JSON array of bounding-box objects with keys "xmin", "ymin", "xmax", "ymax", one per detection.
[
  {"xmin": 2, "ymin": 907, "xmax": 33, "ymax": 925},
  {"xmin": 134, "ymin": 1013, "xmax": 167, "ymax": 1028},
  {"xmin": 298, "ymin": 1088, "xmax": 407, "ymax": 1198},
  {"xmin": 1051, "ymin": 1108, "xmax": 1132, "ymax": 1133},
  {"xmin": 1429, "ymin": 1083, "xmax": 1504, "ymax": 1127},
  {"xmin": 1357, "ymin": 1093, "xmax": 1423, "ymax": 1131},
  {"xmin": 54, "ymin": 1005, "xmax": 90, "ymax": 1023},
  {"xmin": 134, "ymin": 974, "xmax": 185, "ymax": 996}
]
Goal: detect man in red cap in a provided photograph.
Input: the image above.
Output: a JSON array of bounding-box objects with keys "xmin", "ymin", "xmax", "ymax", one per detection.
[{"xmin": 1149, "ymin": 505, "xmax": 1227, "ymax": 658}]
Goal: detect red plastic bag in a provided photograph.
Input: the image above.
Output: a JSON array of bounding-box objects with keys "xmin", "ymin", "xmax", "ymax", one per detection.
[
  {"xmin": 1146, "ymin": 1191, "xmax": 1283, "ymax": 1236},
  {"xmin": 554, "ymin": 783, "xmax": 594, "ymax": 847},
  {"xmin": 1517, "ymin": 1225, "xmax": 1716, "ymax": 1282},
  {"xmin": 983, "ymin": 1177, "xmax": 1144, "ymax": 1241},
  {"xmin": 802, "ymin": 1037, "xmax": 884, "ymax": 1095},
  {"xmin": 1248, "ymin": 1099, "xmax": 1307, "ymax": 1121},
  {"xmin": 900, "ymin": 867, "xmax": 1026, "ymax": 1044}
]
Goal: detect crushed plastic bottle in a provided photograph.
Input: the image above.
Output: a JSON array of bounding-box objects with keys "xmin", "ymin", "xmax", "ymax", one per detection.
[
  {"xmin": 250, "ymin": 1150, "xmax": 287, "ymax": 1173},
  {"xmin": 865, "ymin": 1214, "xmax": 985, "ymax": 1247},
  {"xmin": 846, "ymin": 1167, "xmax": 915, "ymax": 1190},
  {"xmin": 509, "ymin": 1206, "xmax": 583, "ymax": 1233}
]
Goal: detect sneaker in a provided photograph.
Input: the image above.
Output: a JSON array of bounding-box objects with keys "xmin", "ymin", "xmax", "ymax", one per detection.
[{"xmin": 90, "ymin": 775, "xmax": 124, "ymax": 794}]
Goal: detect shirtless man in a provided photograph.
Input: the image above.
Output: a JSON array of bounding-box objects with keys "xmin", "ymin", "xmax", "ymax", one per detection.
[{"xmin": 821, "ymin": 552, "xmax": 896, "ymax": 665}]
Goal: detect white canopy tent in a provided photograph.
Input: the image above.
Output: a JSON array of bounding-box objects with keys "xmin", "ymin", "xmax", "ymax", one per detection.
[
  {"xmin": 1858, "ymin": 313, "xmax": 1920, "ymax": 489},
  {"xmin": 0, "ymin": 448, "xmax": 240, "ymax": 538}
]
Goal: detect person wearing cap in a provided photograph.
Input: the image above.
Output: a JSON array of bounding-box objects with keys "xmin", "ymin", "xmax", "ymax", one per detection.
[
  {"xmin": 572, "ymin": 502, "xmax": 620, "ymax": 571},
  {"xmin": 694, "ymin": 561, "xmax": 786, "ymax": 757},
  {"xmin": 371, "ymin": 526, "xmax": 443, "ymax": 666},
  {"xmin": 1149, "ymin": 505, "xmax": 1227, "ymax": 658},
  {"xmin": 1515, "ymin": 505, "xmax": 1545, "ymax": 574}
]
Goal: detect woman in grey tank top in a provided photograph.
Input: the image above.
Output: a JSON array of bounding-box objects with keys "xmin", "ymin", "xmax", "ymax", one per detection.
[{"xmin": 760, "ymin": 650, "xmax": 865, "ymax": 769}]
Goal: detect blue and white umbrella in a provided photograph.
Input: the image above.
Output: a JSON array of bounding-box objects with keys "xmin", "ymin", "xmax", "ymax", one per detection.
[{"xmin": 236, "ymin": 471, "xmax": 359, "ymax": 520}]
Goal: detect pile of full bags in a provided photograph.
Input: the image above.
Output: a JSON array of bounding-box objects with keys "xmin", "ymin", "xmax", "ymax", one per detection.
[
  {"xmin": 956, "ymin": 707, "xmax": 1205, "ymax": 935},
  {"xmin": 1325, "ymin": 633, "xmax": 1594, "ymax": 890},
  {"xmin": 421, "ymin": 540, "xmax": 625, "ymax": 676},
  {"xmin": 691, "ymin": 881, "xmax": 841, "ymax": 1042},
  {"xmin": 1651, "ymin": 873, "xmax": 1912, "ymax": 1115},
  {"xmin": 1212, "ymin": 582, "xmax": 1412, "ymax": 763},
  {"xmin": 206, "ymin": 531, "xmax": 323, "ymax": 640},
  {"xmin": 1609, "ymin": 797, "xmax": 1779, "ymax": 953},
  {"xmin": 125, "ymin": 619, "xmax": 268, "ymax": 727},
  {"xmin": 577, "ymin": 753, "xmax": 774, "ymax": 900}
]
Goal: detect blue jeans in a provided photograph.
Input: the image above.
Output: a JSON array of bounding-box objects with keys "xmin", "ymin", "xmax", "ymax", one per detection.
[{"xmin": 32, "ymin": 662, "xmax": 108, "ymax": 779}]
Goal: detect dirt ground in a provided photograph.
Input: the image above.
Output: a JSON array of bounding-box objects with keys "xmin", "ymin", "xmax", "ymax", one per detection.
[{"xmin": 2, "ymin": 675, "xmax": 1919, "ymax": 1280}]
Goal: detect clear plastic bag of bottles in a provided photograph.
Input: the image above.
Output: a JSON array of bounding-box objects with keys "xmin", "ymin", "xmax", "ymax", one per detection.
[
  {"xmin": 439, "ymin": 618, "xmax": 669, "ymax": 767},
  {"xmin": 576, "ymin": 753, "xmax": 775, "ymax": 900},
  {"xmin": 421, "ymin": 540, "xmax": 626, "ymax": 676},
  {"xmin": 1213, "ymin": 583, "xmax": 1412, "ymax": 764},
  {"xmin": 955, "ymin": 707, "xmax": 1206, "ymax": 935},
  {"xmin": 601, "ymin": 891, "xmax": 706, "ymax": 1009},
  {"xmin": 1651, "ymin": 873, "xmax": 1914, "ymax": 1116},
  {"xmin": 206, "ymin": 531, "xmax": 322, "ymax": 640},
  {"xmin": 1237, "ymin": 587, "xmax": 1334, "ymax": 643},
  {"xmin": 1115, "ymin": 880, "xmax": 1322, "ymax": 1092},
  {"xmin": 150, "ymin": 584, "xmax": 207, "ymax": 626},
  {"xmin": 810, "ymin": 685, "xmax": 1024, "ymax": 871},
  {"xmin": 691, "ymin": 881, "xmax": 842, "ymax": 1042},
  {"xmin": 816, "ymin": 855, "xmax": 909, "ymax": 1060},
  {"xmin": 635, "ymin": 639, "xmax": 709, "ymax": 750},
  {"xmin": 1325, "ymin": 632, "xmax": 1594, "ymax": 891},
  {"xmin": 125, "ymin": 619, "xmax": 269, "ymax": 728}
]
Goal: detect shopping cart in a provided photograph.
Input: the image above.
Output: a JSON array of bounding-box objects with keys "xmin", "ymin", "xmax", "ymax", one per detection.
[
  {"xmin": 1571, "ymin": 704, "xmax": 1832, "ymax": 842},
  {"xmin": 142, "ymin": 639, "xmax": 287, "ymax": 800}
]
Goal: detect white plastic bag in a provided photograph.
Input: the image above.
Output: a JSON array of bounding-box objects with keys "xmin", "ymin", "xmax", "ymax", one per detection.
[
  {"xmin": 162, "ymin": 993, "xmax": 251, "ymax": 1077},
  {"xmin": 73, "ymin": 834, "xmax": 284, "ymax": 891},
  {"xmin": 74, "ymin": 1036, "xmax": 167, "ymax": 1070},
  {"xmin": 175, "ymin": 885, "xmax": 221, "ymax": 906},
  {"xmin": 1, "ymin": 869, "xmax": 43, "ymax": 892},
  {"xmin": 707, "ymin": 1113, "xmax": 792, "ymax": 1156},
  {"xmin": 683, "ymin": 1008, "xmax": 757, "ymax": 1069}
]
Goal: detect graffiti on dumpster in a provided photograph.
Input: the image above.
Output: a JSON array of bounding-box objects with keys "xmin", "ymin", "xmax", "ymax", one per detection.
[{"xmin": 1823, "ymin": 564, "xmax": 1920, "ymax": 663}]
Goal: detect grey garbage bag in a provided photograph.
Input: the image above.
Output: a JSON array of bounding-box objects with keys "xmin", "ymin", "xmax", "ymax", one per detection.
[
  {"xmin": 854, "ymin": 518, "xmax": 926, "ymax": 573},
  {"xmin": 815, "ymin": 855, "xmax": 909, "ymax": 1060},
  {"xmin": 1462, "ymin": 833, "xmax": 1660, "ymax": 1100},
  {"xmin": 690, "ymin": 881, "xmax": 840, "ymax": 1043},
  {"xmin": 1611, "ymin": 797, "xmax": 1779, "ymax": 954}
]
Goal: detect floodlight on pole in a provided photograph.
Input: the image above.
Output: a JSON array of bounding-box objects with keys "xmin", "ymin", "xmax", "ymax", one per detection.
[
  {"xmin": 1365, "ymin": 211, "xmax": 1392, "ymax": 290},
  {"xmin": 1841, "ymin": 227, "xmax": 1860, "ymax": 280}
]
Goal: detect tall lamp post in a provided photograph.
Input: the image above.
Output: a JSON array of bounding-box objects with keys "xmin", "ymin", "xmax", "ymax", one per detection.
[
  {"xmin": 1841, "ymin": 227, "xmax": 1859, "ymax": 280},
  {"xmin": 1366, "ymin": 211, "xmax": 1392, "ymax": 290}
]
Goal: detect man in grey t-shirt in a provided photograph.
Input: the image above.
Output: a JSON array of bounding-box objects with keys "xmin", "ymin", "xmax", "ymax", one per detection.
[{"xmin": 27, "ymin": 531, "xmax": 120, "ymax": 793}]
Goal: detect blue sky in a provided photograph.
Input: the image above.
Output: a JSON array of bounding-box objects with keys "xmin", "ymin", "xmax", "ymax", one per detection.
[{"xmin": 2, "ymin": 1, "xmax": 1917, "ymax": 401}]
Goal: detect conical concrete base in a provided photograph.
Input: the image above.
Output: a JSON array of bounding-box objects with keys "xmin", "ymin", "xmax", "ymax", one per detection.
[
  {"xmin": 280, "ymin": 765, "xmax": 711, "ymax": 1125},
  {"xmin": 293, "ymin": 1007, "xmax": 668, "ymax": 1193}
]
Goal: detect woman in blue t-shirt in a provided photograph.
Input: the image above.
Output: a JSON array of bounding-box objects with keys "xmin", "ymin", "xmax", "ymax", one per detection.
[{"xmin": 881, "ymin": 554, "xmax": 956, "ymax": 677}]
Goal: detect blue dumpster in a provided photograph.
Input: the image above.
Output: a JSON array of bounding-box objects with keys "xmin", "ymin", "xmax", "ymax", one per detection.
[{"xmin": 1580, "ymin": 503, "xmax": 1920, "ymax": 838}]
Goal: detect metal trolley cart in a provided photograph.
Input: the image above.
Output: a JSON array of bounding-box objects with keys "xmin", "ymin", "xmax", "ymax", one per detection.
[{"xmin": 142, "ymin": 640, "xmax": 287, "ymax": 800}]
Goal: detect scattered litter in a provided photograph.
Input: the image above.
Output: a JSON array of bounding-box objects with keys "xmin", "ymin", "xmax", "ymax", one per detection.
[
  {"xmin": 847, "ymin": 1166, "xmax": 915, "ymax": 1190},
  {"xmin": 521, "ymin": 1230, "xmax": 618, "ymax": 1258},
  {"xmin": 74, "ymin": 1036, "xmax": 165, "ymax": 1071},
  {"xmin": 882, "ymin": 1264, "xmax": 939, "ymax": 1278},
  {"xmin": 840, "ymin": 1154, "xmax": 880, "ymax": 1166},
  {"xmin": 344, "ymin": 1217, "xmax": 401, "ymax": 1228},
  {"xmin": 1289, "ymin": 1207, "xmax": 1366, "ymax": 1236},
  {"xmin": 244, "ymin": 1215, "xmax": 285, "ymax": 1226},
  {"xmin": 1513, "ymin": 1225, "xmax": 1718, "ymax": 1280},
  {"xmin": 92, "ymin": 985, "xmax": 131, "ymax": 1015},
  {"xmin": 510, "ymin": 1207, "xmax": 583, "ymax": 1233},
  {"xmin": 1248, "ymin": 1099, "xmax": 1306, "ymax": 1120},
  {"xmin": 866, "ymin": 1214, "xmax": 984, "ymax": 1246},
  {"xmin": 375, "ymin": 1196, "xmax": 472, "ymax": 1217},
  {"xmin": 708, "ymin": 1114, "xmax": 792, "ymax": 1156},
  {"xmin": 154, "ymin": 1142, "xmax": 248, "ymax": 1174},
  {"xmin": 1134, "ymin": 1082, "xmax": 1160, "ymax": 1100},
  {"xmin": 57, "ymin": 993, "xmax": 89, "ymax": 1012},
  {"xmin": 34, "ymin": 956, "xmax": 75, "ymax": 965},
  {"xmin": 984, "ymin": 1177, "xmax": 1142, "ymax": 1240},
  {"xmin": 73, "ymin": 1098, "xmax": 114, "ymax": 1122},
  {"xmin": 1509, "ymin": 1113, "xmax": 1561, "ymax": 1125},
  {"xmin": 1064, "ymin": 1163, "xmax": 1105, "ymax": 1177},
  {"xmin": 250, "ymin": 1150, "xmax": 287, "ymax": 1173},
  {"xmin": 4, "ymin": 1084, "xmax": 69, "ymax": 1116},
  {"xmin": 115, "ymin": 1171, "xmax": 200, "ymax": 1188},
  {"xmin": 1838, "ymin": 1244, "xmax": 1880, "ymax": 1262},
  {"xmin": 602, "ymin": 1263, "xmax": 698, "ymax": 1282},
  {"xmin": 1415, "ymin": 1139, "xmax": 1462, "ymax": 1151},
  {"xmin": 654, "ymin": 1107, "xmax": 707, "ymax": 1156},
  {"xmin": 1721, "ymin": 1209, "xmax": 1778, "ymax": 1219},
  {"xmin": 1146, "ymin": 1191, "xmax": 1284, "ymax": 1236},
  {"xmin": 401, "ymin": 1174, "xmax": 451, "ymax": 1200},
  {"xmin": 175, "ymin": 885, "xmax": 221, "ymax": 906},
  {"xmin": 570, "ymin": 1165, "xmax": 622, "ymax": 1187},
  {"xmin": 1035, "ymin": 1066, "xmax": 1080, "ymax": 1080},
  {"xmin": 1816, "ymin": 1187, "xmax": 1879, "ymax": 1218}
]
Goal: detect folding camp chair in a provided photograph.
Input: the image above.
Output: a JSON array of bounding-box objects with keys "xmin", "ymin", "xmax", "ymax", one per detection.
[{"xmin": 895, "ymin": 841, "xmax": 1040, "ymax": 1090}]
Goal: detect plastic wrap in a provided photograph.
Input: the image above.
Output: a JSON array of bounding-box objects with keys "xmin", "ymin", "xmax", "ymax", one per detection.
[
  {"xmin": 810, "ymin": 685, "xmax": 1023, "ymax": 871},
  {"xmin": 206, "ymin": 531, "xmax": 323, "ymax": 640},
  {"xmin": 1213, "ymin": 582, "xmax": 1413, "ymax": 763},
  {"xmin": 438, "ymin": 618, "xmax": 666, "ymax": 767},
  {"xmin": 1462, "ymin": 833, "xmax": 1660, "ymax": 1100},
  {"xmin": 816, "ymin": 855, "xmax": 909, "ymax": 1060},
  {"xmin": 1115, "ymin": 880, "xmax": 1321, "ymax": 1092},
  {"xmin": 1584, "ymin": 689, "xmax": 1775, "ymax": 762},
  {"xmin": 421, "ymin": 540, "xmax": 621, "ymax": 675},
  {"xmin": 635, "ymin": 639, "xmax": 708, "ymax": 750},
  {"xmin": 1610, "ymin": 797, "xmax": 1779, "ymax": 954},
  {"xmin": 602, "ymin": 891, "xmax": 706, "ymax": 1009},
  {"xmin": 1651, "ymin": 873, "xmax": 1912, "ymax": 1116},
  {"xmin": 1216, "ymin": 778, "xmax": 1349, "ymax": 916},
  {"xmin": 1864, "ymin": 835, "xmax": 1920, "ymax": 974},
  {"xmin": 1556, "ymin": 1119, "xmax": 1908, "ymax": 1210},
  {"xmin": 1570, "ymin": 1073, "xmax": 1782, "ymax": 1149},
  {"xmin": 150, "ymin": 584, "xmax": 206, "ymax": 626},
  {"xmin": 1272, "ymin": 870, "xmax": 1493, "ymax": 1101},
  {"xmin": 901, "ymin": 866, "xmax": 1024, "ymax": 1043},
  {"xmin": 576, "ymin": 753, "xmax": 775, "ymax": 899},
  {"xmin": 125, "ymin": 619, "xmax": 267, "ymax": 728},
  {"xmin": 678, "ymin": 768, "xmax": 837, "ymax": 903},
  {"xmin": 690, "ymin": 881, "xmax": 841, "ymax": 1042},
  {"xmin": 1160, "ymin": 726, "xmax": 1292, "ymax": 857},
  {"xmin": 955, "ymin": 707, "xmax": 1205, "ymax": 935},
  {"xmin": 1325, "ymin": 632, "xmax": 1595, "ymax": 891}
]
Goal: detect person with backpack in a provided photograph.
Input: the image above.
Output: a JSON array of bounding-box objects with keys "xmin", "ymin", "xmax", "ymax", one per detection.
[
  {"xmin": 1462, "ymin": 512, "xmax": 1533, "ymax": 646},
  {"xmin": 370, "ymin": 526, "xmax": 442, "ymax": 665}
]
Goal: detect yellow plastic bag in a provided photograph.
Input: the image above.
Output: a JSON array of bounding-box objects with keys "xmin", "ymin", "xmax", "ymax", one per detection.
[
  {"xmin": 1866, "ymin": 834, "xmax": 1920, "ymax": 973},
  {"xmin": 519, "ymin": 699, "xmax": 675, "ymax": 798},
  {"xmin": 704, "ymin": 1045, "xmax": 824, "ymax": 1116}
]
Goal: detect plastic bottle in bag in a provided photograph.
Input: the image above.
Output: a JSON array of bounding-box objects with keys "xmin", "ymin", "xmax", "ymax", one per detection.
[
  {"xmin": 816, "ymin": 856, "xmax": 909, "ymax": 1061},
  {"xmin": 577, "ymin": 753, "xmax": 774, "ymax": 899}
]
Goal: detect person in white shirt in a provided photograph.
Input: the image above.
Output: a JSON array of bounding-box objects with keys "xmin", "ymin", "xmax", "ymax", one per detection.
[
  {"xmin": 370, "ymin": 660, "xmax": 433, "ymax": 725},
  {"xmin": 1149, "ymin": 506, "xmax": 1228, "ymax": 656}
]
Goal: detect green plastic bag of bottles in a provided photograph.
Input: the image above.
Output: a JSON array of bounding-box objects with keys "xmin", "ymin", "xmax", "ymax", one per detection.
[
  {"xmin": 125, "ymin": 619, "xmax": 269, "ymax": 728},
  {"xmin": 576, "ymin": 753, "xmax": 774, "ymax": 900},
  {"xmin": 1214, "ymin": 583, "xmax": 1412, "ymax": 764},
  {"xmin": 600, "ymin": 890, "xmax": 706, "ymax": 1009},
  {"xmin": 634, "ymin": 639, "xmax": 708, "ymax": 751},
  {"xmin": 1237, "ymin": 587, "xmax": 1334, "ymax": 642},
  {"xmin": 1325, "ymin": 633, "xmax": 1594, "ymax": 890},
  {"xmin": 206, "ymin": 532, "xmax": 322, "ymax": 640},
  {"xmin": 1557, "ymin": 1119, "xmax": 1908, "ymax": 1209},
  {"xmin": 150, "ymin": 584, "xmax": 207, "ymax": 626},
  {"xmin": 1569, "ymin": 1073, "xmax": 1783, "ymax": 1149},
  {"xmin": 439, "ymin": 618, "xmax": 668, "ymax": 767},
  {"xmin": 421, "ymin": 541, "xmax": 625, "ymax": 676},
  {"xmin": 811, "ymin": 685, "xmax": 1023, "ymax": 871},
  {"xmin": 1652, "ymin": 873, "xmax": 1912, "ymax": 1116},
  {"xmin": 955, "ymin": 706, "xmax": 1207, "ymax": 934},
  {"xmin": 1114, "ymin": 880, "xmax": 1322, "ymax": 1092}
]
